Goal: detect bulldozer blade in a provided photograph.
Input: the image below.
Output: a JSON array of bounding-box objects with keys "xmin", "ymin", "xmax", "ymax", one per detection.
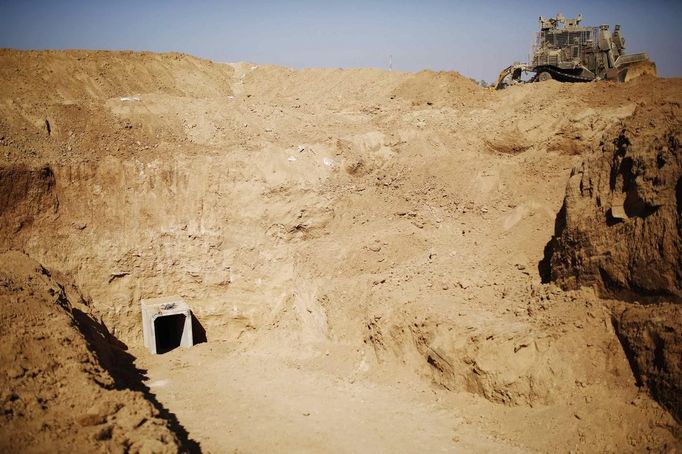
[
  {"xmin": 622, "ymin": 60, "xmax": 657, "ymax": 82},
  {"xmin": 607, "ymin": 60, "xmax": 657, "ymax": 83}
]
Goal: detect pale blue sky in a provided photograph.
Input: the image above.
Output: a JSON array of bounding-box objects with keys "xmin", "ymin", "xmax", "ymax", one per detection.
[{"xmin": 1, "ymin": 0, "xmax": 680, "ymax": 82}]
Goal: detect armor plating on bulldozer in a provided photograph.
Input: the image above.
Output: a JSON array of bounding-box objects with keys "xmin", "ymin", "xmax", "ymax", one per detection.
[{"xmin": 495, "ymin": 14, "xmax": 656, "ymax": 89}]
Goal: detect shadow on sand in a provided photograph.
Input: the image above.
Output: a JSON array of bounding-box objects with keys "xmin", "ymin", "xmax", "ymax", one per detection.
[{"xmin": 72, "ymin": 307, "xmax": 203, "ymax": 453}]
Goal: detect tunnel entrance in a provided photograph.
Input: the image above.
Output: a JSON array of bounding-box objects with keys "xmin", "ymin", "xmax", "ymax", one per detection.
[
  {"xmin": 141, "ymin": 296, "xmax": 194, "ymax": 354},
  {"xmin": 154, "ymin": 314, "xmax": 187, "ymax": 354}
]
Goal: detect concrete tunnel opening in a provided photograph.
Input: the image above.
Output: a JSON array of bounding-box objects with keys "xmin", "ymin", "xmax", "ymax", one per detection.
[
  {"xmin": 141, "ymin": 296, "xmax": 194, "ymax": 354},
  {"xmin": 154, "ymin": 313, "xmax": 187, "ymax": 354}
]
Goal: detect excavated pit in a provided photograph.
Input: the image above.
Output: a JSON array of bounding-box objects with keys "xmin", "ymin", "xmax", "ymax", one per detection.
[{"xmin": 1, "ymin": 49, "xmax": 681, "ymax": 452}]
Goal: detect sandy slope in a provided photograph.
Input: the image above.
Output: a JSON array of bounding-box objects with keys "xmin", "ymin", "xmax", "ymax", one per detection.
[
  {"xmin": 0, "ymin": 50, "xmax": 680, "ymax": 452},
  {"xmin": 0, "ymin": 251, "xmax": 187, "ymax": 453}
]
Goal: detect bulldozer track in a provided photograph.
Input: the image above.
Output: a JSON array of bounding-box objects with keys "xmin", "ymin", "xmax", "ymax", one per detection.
[{"xmin": 535, "ymin": 66, "xmax": 593, "ymax": 83}]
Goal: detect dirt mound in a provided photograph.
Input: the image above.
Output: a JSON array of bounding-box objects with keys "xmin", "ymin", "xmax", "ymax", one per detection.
[
  {"xmin": 368, "ymin": 285, "xmax": 637, "ymax": 407},
  {"xmin": 0, "ymin": 50, "xmax": 238, "ymax": 168},
  {"xmin": 2, "ymin": 49, "xmax": 682, "ymax": 451},
  {"xmin": 0, "ymin": 49, "xmax": 233, "ymax": 102},
  {"xmin": 391, "ymin": 69, "xmax": 486, "ymax": 106},
  {"xmin": 240, "ymin": 64, "xmax": 407, "ymax": 105},
  {"xmin": 0, "ymin": 250, "xmax": 191, "ymax": 452},
  {"xmin": 548, "ymin": 106, "xmax": 681, "ymax": 301},
  {"xmin": 546, "ymin": 104, "xmax": 682, "ymax": 422}
]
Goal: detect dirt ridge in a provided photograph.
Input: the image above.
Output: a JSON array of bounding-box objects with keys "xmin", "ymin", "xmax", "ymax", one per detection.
[{"xmin": 1, "ymin": 49, "xmax": 681, "ymax": 452}]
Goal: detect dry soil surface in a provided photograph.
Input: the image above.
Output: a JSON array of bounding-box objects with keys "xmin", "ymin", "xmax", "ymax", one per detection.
[{"xmin": 0, "ymin": 50, "xmax": 681, "ymax": 453}]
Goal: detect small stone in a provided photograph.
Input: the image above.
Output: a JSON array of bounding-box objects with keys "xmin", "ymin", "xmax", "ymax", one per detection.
[
  {"xmin": 78, "ymin": 413, "xmax": 107, "ymax": 427},
  {"xmin": 94, "ymin": 425, "xmax": 113, "ymax": 440},
  {"xmin": 7, "ymin": 366, "xmax": 25, "ymax": 379}
]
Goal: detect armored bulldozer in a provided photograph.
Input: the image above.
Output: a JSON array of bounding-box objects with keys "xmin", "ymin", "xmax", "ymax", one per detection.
[{"xmin": 495, "ymin": 14, "xmax": 656, "ymax": 89}]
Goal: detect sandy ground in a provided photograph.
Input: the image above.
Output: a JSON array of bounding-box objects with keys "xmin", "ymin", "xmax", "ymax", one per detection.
[
  {"xmin": 135, "ymin": 345, "xmax": 519, "ymax": 452},
  {"xmin": 136, "ymin": 343, "xmax": 527, "ymax": 453},
  {"xmin": 133, "ymin": 286, "xmax": 677, "ymax": 453},
  {"xmin": 0, "ymin": 50, "xmax": 680, "ymax": 452}
]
